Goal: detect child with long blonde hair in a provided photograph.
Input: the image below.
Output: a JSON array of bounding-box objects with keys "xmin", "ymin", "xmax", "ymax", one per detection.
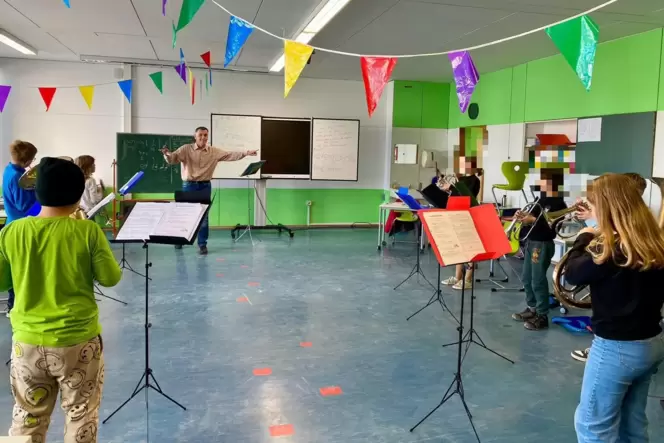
[
  {"xmin": 565, "ymin": 173, "xmax": 664, "ymax": 442},
  {"xmin": 74, "ymin": 155, "xmax": 104, "ymax": 213}
]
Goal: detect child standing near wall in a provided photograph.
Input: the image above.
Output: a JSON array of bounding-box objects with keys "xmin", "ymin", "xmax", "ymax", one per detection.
[
  {"xmin": 0, "ymin": 157, "xmax": 122, "ymax": 443},
  {"xmin": 75, "ymin": 155, "xmax": 104, "ymax": 213},
  {"xmin": 2, "ymin": 140, "xmax": 38, "ymax": 316}
]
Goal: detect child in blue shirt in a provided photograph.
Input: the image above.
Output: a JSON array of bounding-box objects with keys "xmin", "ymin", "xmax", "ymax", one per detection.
[{"xmin": 2, "ymin": 140, "xmax": 38, "ymax": 315}]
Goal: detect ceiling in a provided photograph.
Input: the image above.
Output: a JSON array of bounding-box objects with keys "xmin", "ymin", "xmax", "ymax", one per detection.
[{"xmin": 0, "ymin": 0, "xmax": 663, "ymax": 81}]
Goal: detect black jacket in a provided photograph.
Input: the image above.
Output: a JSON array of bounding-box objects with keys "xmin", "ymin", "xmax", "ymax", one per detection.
[{"xmin": 565, "ymin": 233, "xmax": 664, "ymax": 340}]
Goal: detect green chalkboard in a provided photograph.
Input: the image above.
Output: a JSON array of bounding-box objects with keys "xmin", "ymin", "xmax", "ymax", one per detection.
[
  {"xmin": 116, "ymin": 133, "xmax": 193, "ymax": 193},
  {"xmin": 575, "ymin": 112, "xmax": 656, "ymax": 177}
]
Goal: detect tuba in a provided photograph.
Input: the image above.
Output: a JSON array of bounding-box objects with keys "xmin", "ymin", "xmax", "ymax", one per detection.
[{"xmin": 553, "ymin": 178, "xmax": 664, "ymax": 310}]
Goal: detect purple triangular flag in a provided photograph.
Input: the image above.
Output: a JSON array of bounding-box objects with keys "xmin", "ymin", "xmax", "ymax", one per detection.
[
  {"xmin": 162, "ymin": 0, "xmax": 167, "ymax": 16},
  {"xmin": 448, "ymin": 51, "xmax": 479, "ymax": 114},
  {"xmin": 0, "ymin": 85, "xmax": 11, "ymax": 113},
  {"xmin": 174, "ymin": 63, "xmax": 187, "ymax": 84}
]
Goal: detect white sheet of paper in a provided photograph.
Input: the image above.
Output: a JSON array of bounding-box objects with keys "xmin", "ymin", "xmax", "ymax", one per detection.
[
  {"xmin": 152, "ymin": 203, "xmax": 208, "ymax": 242},
  {"xmin": 577, "ymin": 118, "xmax": 602, "ymax": 142},
  {"xmin": 86, "ymin": 193, "xmax": 115, "ymax": 219},
  {"xmin": 115, "ymin": 202, "xmax": 167, "ymax": 241},
  {"xmin": 422, "ymin": 211, "xmax": 485, "ymax": 265}
]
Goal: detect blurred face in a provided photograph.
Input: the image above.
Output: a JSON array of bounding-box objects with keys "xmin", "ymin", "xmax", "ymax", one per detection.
[
  {"xmin": 539, "ymin": 178, "xmax": 554, "ymax": 196},
  {"xmin": 458, "ymin": 157, "xmax": 473, "ymax": 175},
  {"xmin": 91, "ymin": 162, "xmax": 96, "ymax": 173},
  {"xmin": 195, "ymin": 129, "xmax": 209, "ymax": 147}
]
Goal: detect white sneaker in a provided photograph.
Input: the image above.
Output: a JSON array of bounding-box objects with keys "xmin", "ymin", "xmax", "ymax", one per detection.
[
  {"xmin": 452, "ymin": 280, "xmax": 473, "ymax": 290},
  {"xmin": 441, "ymin": 277, "xmax": 459, "ymax": 286}
]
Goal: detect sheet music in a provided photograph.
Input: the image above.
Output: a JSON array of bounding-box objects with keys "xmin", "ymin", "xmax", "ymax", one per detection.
[
  {"xmin": 151, "ymin": 203, "xmax": 208, "ymax": 242},
  {"xmin": 422, "ymin": 211, "xmax": 485, "ymax": 265},
  {"xmin": 86, "ymin": 193, "xmax": 115, "ymax": 219},
  {"xmin": 115, "ymin": 203, "xmax": 167, "ymax": 241}
]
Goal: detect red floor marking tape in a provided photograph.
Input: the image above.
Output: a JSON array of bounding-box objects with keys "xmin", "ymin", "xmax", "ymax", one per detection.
[
  {"xmin": 216, "ymin": 273, "xmax": 224, "ymax": 277},
  {"xmin": 241, "ymin": 265, "xmax": 249, "ymax": 269},
  {"xmin": 269, "ymin": 424, "xmax": 294, "ymax": 437},
  {"xmin": 216, "ymin": 258, "xmax": 225, "ymax": 261},
  {"xmin": 236, "ymin": 296, "xmax": 249, "ymax": 303},
  {"xmin": 319, "ymin": 386, "xmax": 343, "ymax": 396},
  {"xmin": 253, "ymin": 367, "xmax": 272, "ymax": 376},
  {"xmin": 300, "ymin": 342, "xmax": 312, "ymax": 348},
  {"xmin": 248, "ymin": 282, "xmax": 260, "ymax": 287}
]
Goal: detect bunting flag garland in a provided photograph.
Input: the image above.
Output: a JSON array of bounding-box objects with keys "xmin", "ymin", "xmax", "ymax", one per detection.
[
  {"xmin": 38, "ymin": 87, "xmax": 57, "ymax": 111},
  {"xmin": 117, "ymin": 79, "xmax": 133, "ymax": 103},
  {"xmin": 224, "ymin": 16, "xmax": 254, "ymax": 68},
  {"xmin": 360, "ymin": 57, "xmax": 397, "ymax": 117},
  {"xmin": 199, "ymin": 78, "xmax": 203, "ymax": 101},
  {"xmin": 180, "ymin": 48, "xmax": 185, "ymax": 66},
  {"xmin": 162, "ymin": 0, "xmax": 167, "ymax": 16},
  {"xmin": 0, "ymin": 85, "xmax": 11, "ymax": 113},
  {"xmin": 201, "ymin": 51, "xmax": 212, "ymax": 85},
  {"xmin": 175, "ymin": 63, "xmax": 187, "ymax": 84},
  {"xmin": 176, "ymin": 0, "xmax": 205, "ymax": 32},
  {"xmin": 63, "ymin": 0, "xmax": 70, "ymax": 8},
  {"xmin": 448, "ymin": 51, "xmax": 479, "ymax": 113},
  {"xmin": 284, "ymin": 40, "xmax": 314, "ymax": 98},
  {"xmin": 149, "ymin": 71, "xmax": 163, "ymax": 94},
  {"xmin": 78, "ymin": 85, "xmax": 95, "ymax": 110},
  {"xmin": 205, "ymin": 72, "xmax": 209, "ymax": 94},
  {"xmin": 189, "ymin": 68, "xmax": 195, "ymax": 105},
  {"xmin": 546, "ymin": 15, "xmax": 599, "ymax": 91}
]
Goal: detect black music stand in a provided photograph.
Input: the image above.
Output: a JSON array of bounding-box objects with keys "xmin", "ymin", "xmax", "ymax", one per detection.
[
  {"xmin": 117, "ymin": 243, "xmax": 146, "ymax": 279},
  {"xmin": 103, "ymin": 201, "xmax": 211, "ymax": 424},
  {"xmin": 230, "ymin": 161, "xmax": 294, "ymax": 241},
  {"xmin": 406, "ymin": 264, "xmax": 458, "ymax": 324},
  {"xmin": 393, "ymin": 192, "xmax": 434, "ymax": 291}
]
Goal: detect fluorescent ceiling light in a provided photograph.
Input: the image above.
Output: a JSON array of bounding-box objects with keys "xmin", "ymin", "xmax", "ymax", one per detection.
[
  {"xmin": 0, "ymin": 30, "xmax": 36, "ymax": 55},
  {"xmin": 269, "ymin": 0, "xmax": 352, "ymax": 72}
]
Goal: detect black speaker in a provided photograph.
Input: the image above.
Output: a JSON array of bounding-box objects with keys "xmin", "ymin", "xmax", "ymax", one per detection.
[{"xmin": 468, "ymin": 103, "xmax": 479, "ymax": 120}]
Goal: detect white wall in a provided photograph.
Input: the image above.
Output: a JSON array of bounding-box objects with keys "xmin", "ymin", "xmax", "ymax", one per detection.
[
  {"xmin": 0, "ymin": 59, "xmax": 391, "ymax": 190},
  {"xmin": 132, "ymin": 65, "xmax": 390, "ymax": 190}
]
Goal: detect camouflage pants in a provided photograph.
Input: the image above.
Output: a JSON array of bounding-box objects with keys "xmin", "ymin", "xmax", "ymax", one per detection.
[{"xmin": 9, "ymin": 336, "xmax": 104, "ymax": 443}]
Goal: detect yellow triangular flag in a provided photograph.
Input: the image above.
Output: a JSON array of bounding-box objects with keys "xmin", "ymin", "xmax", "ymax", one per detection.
[
  {"xmin": 188, "ymin": 68, "xmax": 195, "ymax": 105},
  {"xmin": 284, "ymin": 40, "xmax": 313, "ymax": 98},
  {"xmin": 78, "ymin": 85, "xmax": 94, "ymax": 110}
]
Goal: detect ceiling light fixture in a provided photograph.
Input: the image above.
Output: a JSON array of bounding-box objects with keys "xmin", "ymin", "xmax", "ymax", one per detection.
[
  {"xmin": 0, "ymin": 29, "xmax": 36, "ymax": 55},
  {"xmin": 269, "ymin": 0, "xmax": 352, "ymax": 72}
]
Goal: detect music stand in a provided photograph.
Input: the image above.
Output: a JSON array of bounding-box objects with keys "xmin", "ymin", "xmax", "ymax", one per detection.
[
  {"xmin": 113, "ymin": 171, "xmax": 148, "ymax": 278},
  {"xmin": 103, "ymin": 201, "xmax": 211, "ymax": 424},
  {"xmin": 393, "ymin": 190, "xmax": 434, "ymax": 291},
  {"xmin": 230, "ymin": 161, "xmax": 294, "ymax": 242},
  {"xmin": 410, "ymin": 203, "xmax": 513, "ymax": 441}
]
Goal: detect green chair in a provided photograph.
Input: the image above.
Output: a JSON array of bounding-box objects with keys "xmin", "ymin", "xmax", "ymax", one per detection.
[{"xmin": 492, "ymin": 161, "xmax": 531, "ymax": 206}]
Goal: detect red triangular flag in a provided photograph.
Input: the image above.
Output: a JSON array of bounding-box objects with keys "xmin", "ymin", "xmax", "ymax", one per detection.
[
  {"xmin": 38, "ymin": 87, "xmax": 57, "ymax": 111},
  {"xmin": 200, "ymin": 51, "xmax": 211, "ymax": 68},
  {"xmin": 360, "ymin": 57, "xmax": 397, "ymax": 117}
]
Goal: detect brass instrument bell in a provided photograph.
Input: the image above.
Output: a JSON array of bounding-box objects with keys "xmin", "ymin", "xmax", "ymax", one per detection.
[{"xmin": 18, "ymin": 156, "xmax": 76, "ymax": 190}]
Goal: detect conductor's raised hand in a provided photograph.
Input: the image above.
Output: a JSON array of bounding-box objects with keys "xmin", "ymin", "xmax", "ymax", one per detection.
[
  {"xmin": 246, "ymin": 150, "xmax": 258, "ymax": 156},
  {"xmin": 160, "ymin": 146, "xmax": 170, "ymax": 155}
]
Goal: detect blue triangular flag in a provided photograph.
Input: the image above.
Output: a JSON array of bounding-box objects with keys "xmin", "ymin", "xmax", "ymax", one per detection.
[
  {"xmin": 63, "ymin": 0, "xmax": 71, "ymax": 7},
  {"xmin": 118, "ymin": 79, "xmax": 132, "ymax": 103},
  {"xmin": 180, "ymin": 48, "xmax": 185, "ymax": 65},
  {"xmin": 224, "ymin": 16, "xmax": 254, "ymax": 68}
]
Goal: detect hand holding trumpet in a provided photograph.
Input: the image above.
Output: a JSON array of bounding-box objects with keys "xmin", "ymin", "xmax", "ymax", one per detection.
[
  {"xmin": 574, "ymin": 197, "xmax": 594, "ymax": 221},
  {"xmin": 515, "ymin": 210, "xmax": 536, "ymax": 225}
]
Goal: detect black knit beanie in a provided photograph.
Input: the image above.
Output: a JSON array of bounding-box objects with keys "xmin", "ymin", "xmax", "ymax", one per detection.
[{"xmin": 35, "ymin": 157, "xmax": 85, "ymax": 207}]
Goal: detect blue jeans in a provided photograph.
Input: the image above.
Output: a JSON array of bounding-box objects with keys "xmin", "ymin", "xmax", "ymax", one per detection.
[
  {"xmin": 575, "ymin": 334, "xmax": 664, "ymax": 442},
  {"xmin": 182, "ymin": 181, "xmax": 211, "ymax": 247}
]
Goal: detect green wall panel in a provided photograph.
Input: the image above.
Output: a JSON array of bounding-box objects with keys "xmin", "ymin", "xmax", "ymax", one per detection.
[
  {"xmin": 659, "ymin": 29, "xmax": 664, "ymax": 111},
  {"xmin": 525, "ymin": 29, "xmax": 662, "ymax": 121},
  {"xmin": 448, "ymin": 68, "xmax": 514, "ymax": 128},
  {"xmin": 266, "ymin": 189, "xmax": 384, "ymax": 225},
  {"xmin": 392, "ymin": 81, "xmax": 423, "ymax": 127},
  {"xmin": 510, "ymin": 65, "xmax": 527, "ymax": 123},
  {"xmin": 421, "ymin": 82, "xmax": 450, "ymax": 129}
]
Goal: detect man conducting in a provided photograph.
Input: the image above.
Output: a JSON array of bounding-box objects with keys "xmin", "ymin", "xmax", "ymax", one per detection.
[{"xmin": 161, "ymin": 126, "xmax": 257, "ymax": 255}]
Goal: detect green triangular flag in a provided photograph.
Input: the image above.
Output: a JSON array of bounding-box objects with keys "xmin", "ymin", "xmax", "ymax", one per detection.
[
  {"xmin": 205, "ymin": 72, "xmax": 209, "ymax": 95},
  {"xmin": 176, "ymin": 0, "xmax": 205, "ymax": 32},
  {"xmin": 149, "ymin": 71, "xmax": 163, "ymax": 94},
  {"xmin": 546, "ymin": 15, "xmax": 599, "ymax": 91}
]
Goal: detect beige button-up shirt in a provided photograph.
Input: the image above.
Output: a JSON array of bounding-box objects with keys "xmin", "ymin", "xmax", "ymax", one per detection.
[{"xmin": 165, "ymin": 144, "xmax": 247, "ymax": 182}]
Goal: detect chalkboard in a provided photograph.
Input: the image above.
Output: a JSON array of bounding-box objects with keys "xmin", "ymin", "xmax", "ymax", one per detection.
[
  {"xmin": 261, "ymin": 117, "xmax": 311, "ymax": 179},
  {"xmin": 575, "ymin": 112, "xmax": 656, "ymax": 177},
  {"xmin": 116, "ymin": 133, "xmax": 193, "ymax": 193},
  {"xmin": 311, "ymin": 118, "xmax": 360, "ymax": 181}
]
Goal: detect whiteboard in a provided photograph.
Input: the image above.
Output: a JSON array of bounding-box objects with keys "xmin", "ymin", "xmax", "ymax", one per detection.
[
  {"xmin": 210, "ymin": 114, "xmax": 262, "ymax": 179},
  {"xmin": 311, "ymin": 119, "xmax": 360, "ymax": 181}
]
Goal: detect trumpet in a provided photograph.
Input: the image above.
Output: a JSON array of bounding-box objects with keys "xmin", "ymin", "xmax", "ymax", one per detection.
[
  {"xmin": 436, "ymin": 173, "xmax": 459, "ymax": 194},
  {"xmin": 18, "ymin": 156, "xmax": 77, "ymax": 190},
  {"xmin": 547, "ymin": 201, "xmax": 590, "ymax": 239},
  {"xmin": 504, "ymin": 198, "xmax": 542, "ymax": 241}
]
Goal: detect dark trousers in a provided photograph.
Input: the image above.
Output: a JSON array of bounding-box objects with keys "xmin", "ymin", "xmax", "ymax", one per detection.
[
  {"xmin": 7, "ymin": 288, "xmax": 14, "ymax": 312},
  {"xmin": 182, "ymin": 181, "xmax": 212, "ymax": 247},
  {"xmin": 522, "ymin": 240, "xmax": 554, "ymax": 315}
]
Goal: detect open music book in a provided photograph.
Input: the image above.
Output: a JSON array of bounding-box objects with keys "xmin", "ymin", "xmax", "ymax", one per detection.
[{"xmin": 115, "ymin": 202, "xmax": 209, "ymax": 243}]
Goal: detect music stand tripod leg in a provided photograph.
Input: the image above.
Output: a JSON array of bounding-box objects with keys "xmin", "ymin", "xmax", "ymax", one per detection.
[
  {"xmin": 394, "ymin": 225, "xmax": 435, "ymax": 291},
  {"xmin": 94, "ymin": 284, "xmax": 127, "ymax": 306},
  {"xmin": 118, "ymin": 243, "xmax": 148, "ymax": 279}
]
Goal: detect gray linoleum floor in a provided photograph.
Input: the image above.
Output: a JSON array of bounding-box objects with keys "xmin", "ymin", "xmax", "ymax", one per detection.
[{"xmin": 0, "ymin": 228, "xmax": 663, "ymax": 443}]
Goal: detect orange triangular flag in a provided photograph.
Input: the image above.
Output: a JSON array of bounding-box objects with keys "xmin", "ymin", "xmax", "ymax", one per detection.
[
  {"xmin": 284, "ymin": 40, "xmax": 313, "ymax": 98},
  {"xmin": 78, "ymin": 85, "xmax": 95, "ymax": 110}
]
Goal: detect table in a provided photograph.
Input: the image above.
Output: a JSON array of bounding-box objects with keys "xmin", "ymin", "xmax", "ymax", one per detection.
[{"xmin": 377, "ymin": 203, "xmax": 427, "ymax": 251}]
